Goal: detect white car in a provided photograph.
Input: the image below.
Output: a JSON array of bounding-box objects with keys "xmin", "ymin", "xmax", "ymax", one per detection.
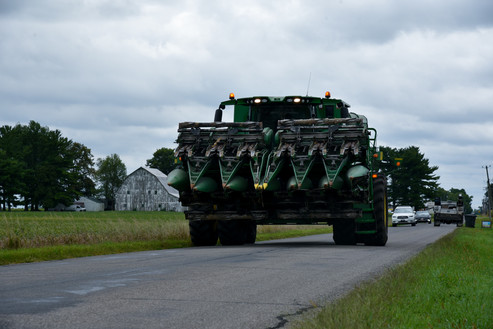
[{"xmin": 392, "ymin": 206, "xmax": 416, "ymax": 227}]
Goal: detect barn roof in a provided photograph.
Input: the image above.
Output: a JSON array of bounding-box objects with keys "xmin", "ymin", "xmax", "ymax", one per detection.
[
  {"xmin": 78, "ymin": 196, "xmax": 104, "ymax": 204},
  {"xmin": 129, "ymin": 167, "xmax": 180, "ymax": 198}
]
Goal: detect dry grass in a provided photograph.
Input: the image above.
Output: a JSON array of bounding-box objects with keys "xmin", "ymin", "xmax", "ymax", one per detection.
[
  {"xmin": 1, "ymin": 211, "xmax": 189, "ymax": 249},
  {"xmin": 1, "ymin": 211, "xmax": 331, "ymax": 265},
  {"xmin": 1, "ymin": 211, "xmax": 330, "ymax": 250}
]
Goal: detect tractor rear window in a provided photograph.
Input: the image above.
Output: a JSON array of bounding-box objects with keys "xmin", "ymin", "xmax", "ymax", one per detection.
[{"xmin": 255, "ymin": 104, "xmax": 311, "ymax": 130}]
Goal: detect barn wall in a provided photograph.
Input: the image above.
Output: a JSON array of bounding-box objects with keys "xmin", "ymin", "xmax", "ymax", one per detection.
[{"xmin": 115, "ymin": 168, "xmax": 183, "ymax": 211}]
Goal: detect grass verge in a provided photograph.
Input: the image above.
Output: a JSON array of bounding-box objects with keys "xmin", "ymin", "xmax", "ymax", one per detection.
[
  {"xmin": 0, "ymin": 211, "xmax": 331, "ymax": 265},
  {"xmin": 290, "ymin": 217, "xmax": 493, "ymax": 329}
]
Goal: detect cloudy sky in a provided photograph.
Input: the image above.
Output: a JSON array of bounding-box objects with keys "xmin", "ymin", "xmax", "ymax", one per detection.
[{"xmin": 1, "ymin": 0, "xmax": 492, "ymax": 208}]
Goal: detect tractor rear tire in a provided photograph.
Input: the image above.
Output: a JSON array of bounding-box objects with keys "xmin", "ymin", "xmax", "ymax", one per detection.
[
  {"xmin": 189, "ymin": 220, "xmax": 218, "ymax": 246},
  {"xmin": 365, "ymin": 175, "xmax": 388, "ymax": 246},
  {"xmin": 245, "ymin": 221, "xmax": 257, "ymax": 244}
]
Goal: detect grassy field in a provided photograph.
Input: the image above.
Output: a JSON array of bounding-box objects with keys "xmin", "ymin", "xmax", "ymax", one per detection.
[
  {"xmin": 290, "ymin": 216, "xmax": 493, "ymax": 329},
  {"xmin": 0, "ymin": 211, "xmax": 331, "ymax": 265}
]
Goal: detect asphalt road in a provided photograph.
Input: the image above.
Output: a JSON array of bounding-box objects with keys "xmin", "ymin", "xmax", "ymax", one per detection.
[{"xmin": 0, "ymin": 224, "xmax": 456, "ymax": 329}]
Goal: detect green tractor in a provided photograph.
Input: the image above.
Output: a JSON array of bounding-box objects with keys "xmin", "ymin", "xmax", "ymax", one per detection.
[{"xmin": 168, "ymin": 92, "xmax": 388, "ymax": 246}]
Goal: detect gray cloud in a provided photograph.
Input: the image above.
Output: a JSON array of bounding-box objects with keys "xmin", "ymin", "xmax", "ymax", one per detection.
[{"xmin": 1, "ymin": 0, "xmax": 492, "ymax": 208}]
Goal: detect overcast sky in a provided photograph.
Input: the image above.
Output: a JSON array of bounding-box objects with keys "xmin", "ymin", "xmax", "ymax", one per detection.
[{"xmin": 1, "ymin": 0, "xmax": 492, "ymax": 209}]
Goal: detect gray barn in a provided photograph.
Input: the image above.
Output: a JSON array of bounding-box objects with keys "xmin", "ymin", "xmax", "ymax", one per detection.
[{"xmin": 115, "ymin": 167, "xmax": 184, "ymax": 212}]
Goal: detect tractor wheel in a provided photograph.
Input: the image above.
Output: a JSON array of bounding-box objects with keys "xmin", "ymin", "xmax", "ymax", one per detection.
[
  {"xmin": 245, "ymin": 221, "xmax": 257, "ymax": 244},
  {"xmin": 332, "ymin": 219, "xmax": 356, "ymax": 245},
  {"xmin": 189, "ymin": 220, "xmax": 218, "ymax": 246},
  {"xmin": 365, "ymin": 175, "xmax": 388, "ymax": 246},
  {"xmin": 218, "ymin": 220, "xmax": 250, "ymax": 246}
]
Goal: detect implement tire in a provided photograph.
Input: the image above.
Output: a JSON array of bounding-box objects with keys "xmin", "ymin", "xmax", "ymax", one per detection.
[
  {"xmin": 189, "ymin": 220, "xmax": 218, "ymax": 246},
  {"xmin": 365, "ymin": 175, "xmax": 388, "ymax": 246}
]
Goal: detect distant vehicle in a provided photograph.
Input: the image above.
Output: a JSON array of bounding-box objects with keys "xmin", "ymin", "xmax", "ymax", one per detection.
[
  {"xmin": 415, "ymin": 210, "xmax": 432, "ymax": 224},
  {"xmin": 433, "ymin": 196, "xmax": 464, "ymax": 227},
  {"xmin": 392, "ymin": 206, "xmax": 416, "ymax": 227},
  {"xmin": 65, "ymin": 205, "xmax": 86, "ymax": 212}
]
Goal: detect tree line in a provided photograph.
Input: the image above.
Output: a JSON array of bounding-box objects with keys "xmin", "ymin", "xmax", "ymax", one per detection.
[
  {"xmin": 375, "ymin": 146, "xmax": 473, "ymax": 213},
  {"xmin": 0, "ymin": 121, "xmax": 126, "ymax": 211}
]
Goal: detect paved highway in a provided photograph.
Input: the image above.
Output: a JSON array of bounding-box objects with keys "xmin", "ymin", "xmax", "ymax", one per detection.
[{"xmin": 0, "ymin": 224, "xmax": 456, "ymax": 329}]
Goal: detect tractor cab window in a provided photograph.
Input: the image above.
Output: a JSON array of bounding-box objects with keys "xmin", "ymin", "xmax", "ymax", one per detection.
[{"xmin": 255, "ymin": 104, "xmax": 311, "ymax": 131}]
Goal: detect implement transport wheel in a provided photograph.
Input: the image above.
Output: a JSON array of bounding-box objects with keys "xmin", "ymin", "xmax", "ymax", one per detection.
[
  {"xmin": 364, "ymin": 175, "xmax": 388, "ymax": 246},
  {"xmin": 189, "ymin": 220, "xmax": 218, "ymax": 246},
  {"xmin": 333, "ymin": 219, "xmax": 356, "ymax": 245},
  {"xmin": 218, "ymin": 220, "xmax": 255, "ymax": 246}
]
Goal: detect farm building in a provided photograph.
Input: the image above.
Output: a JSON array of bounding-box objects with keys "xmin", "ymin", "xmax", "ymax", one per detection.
[
  {"xmin": 48, "ymin": 196, "xmax": 104, "ymax": 212},
  {"xmin": 115, "ymin": 167, "xmax": 184, "ymax": 212},
  {"xmin": 75, "ymin": 196, "xmax": 104, "ymax": 212}
]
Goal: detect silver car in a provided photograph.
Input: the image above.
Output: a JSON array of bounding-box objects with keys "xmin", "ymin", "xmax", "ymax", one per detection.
[
  {"xmin": 392, "ymin": 206, "xmax": 416, "ymax": 227},
  {"xmin": 415, "ymin": 210, "xmax": 432, "ymax": 224}
]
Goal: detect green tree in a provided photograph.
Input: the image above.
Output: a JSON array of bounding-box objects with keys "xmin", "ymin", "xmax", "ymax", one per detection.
[
  {"xmin": 68, "ymin": 142, "xmax": 96, "ymax": 197},
  {"xmin": 0, "ymin": 149, "xmax": 24, "ymax": 210},
  {"xmin": 146, "ymin": 147, "xmax": 175, "ymax": 175},
  {"xmin": 376, "ymin": 146, "xmax": 440, "ymax": 210},
  {"xmin": 0, "ymin": 121, "xmax": 96, "ymax": 211},
  {"xmin": 20, "ymin": 121, "xmax": 80, "ymax": 210},
  {"xmin": 95, "ymin": 154, "xmax": 127, "ymax": 210},
  {"xmin": 0, "ymin": 125, "xmax": 26, "ymax": 210}
]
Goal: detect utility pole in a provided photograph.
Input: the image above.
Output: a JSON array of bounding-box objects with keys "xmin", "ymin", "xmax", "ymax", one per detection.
[{"xmin": 483, "ymin": 165, "xmax": 492, "ymax": 221}]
